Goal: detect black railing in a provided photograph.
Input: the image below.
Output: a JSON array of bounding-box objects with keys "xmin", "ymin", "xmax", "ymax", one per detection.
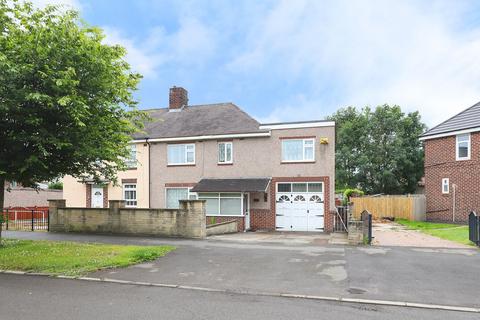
[
  {"xmin": 361, "ymin": 210, "xmax": 373, "ymax": 245},
  {"xmin": 468, "ymin": 211, "xmax": 480, "ymax": 247},
  {"xmin": 1, "ymin": 208, "xmax": 49, "ymax": 232}
]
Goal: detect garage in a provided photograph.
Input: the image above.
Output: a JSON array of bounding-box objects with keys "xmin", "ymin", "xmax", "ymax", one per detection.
[{"xmin": 275, "ymin": 182, "xmax": 324, "ymax": 232}]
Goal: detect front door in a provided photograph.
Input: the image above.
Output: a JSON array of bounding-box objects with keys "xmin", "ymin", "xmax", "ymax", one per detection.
[
  {"xmin": 91, "ymin": 185, "xmax": 104, "ymax": 208},
  {"xmin": 243, "ymin": 193, "xmax": 250, "ymax": 230}
]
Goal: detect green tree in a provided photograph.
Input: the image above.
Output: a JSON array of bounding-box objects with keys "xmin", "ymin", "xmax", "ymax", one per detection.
[
  {"xmin": 328, "ymin": 105, "xmax": 426, "ymax": 194},
  {"xmin": 0, "ymin": 1, "xmax": 146, "ymax": 221}
]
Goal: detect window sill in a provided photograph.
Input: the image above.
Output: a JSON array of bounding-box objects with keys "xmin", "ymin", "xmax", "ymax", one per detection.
[
  {"xmin": 455, "ymin": 158, "xmax": 471, "ymax": 161},
  {"xmin": 217, "ymin": 162, "xmax": 233, "ymax": 166},
  {"xmin": 125, "ymin": 167, "xmax": 137, "ymax": 170},
  {"xmin": 206, "ymin": 214, "xmax": 244, "ymax": 217},
  {"xmin": 280, "ymin": 161, "xmax": 316, "ymax": 164},
  {"xmin": 167, "ymin": 164, "xmax": 196, "ymax": 167}
]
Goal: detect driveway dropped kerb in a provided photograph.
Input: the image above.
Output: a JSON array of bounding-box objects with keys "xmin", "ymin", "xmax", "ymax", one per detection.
[
  {"xmin": 4, "ymin": 231, "xmax": 480, "ymax": 310},
  {"xmin": 372, "ymin": 221, "xmax": 471, "ymax": 248}
]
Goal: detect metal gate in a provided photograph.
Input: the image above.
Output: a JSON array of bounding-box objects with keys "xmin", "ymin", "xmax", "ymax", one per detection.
[
  {"xmin": 1, "ymin": 208, "xmax": 49, "ymax": 231},
  {"xmin": 469, "ymin": 211, "xmax": 480, "ymax": 247}
]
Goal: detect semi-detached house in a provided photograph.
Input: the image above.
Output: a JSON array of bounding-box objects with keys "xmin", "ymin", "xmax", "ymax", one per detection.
[{"xmin": 63, "ymin": 87, "xmax": 336, "ymax": 232}]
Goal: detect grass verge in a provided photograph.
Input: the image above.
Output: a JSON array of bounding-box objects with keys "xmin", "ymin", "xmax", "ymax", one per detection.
[
  {"xmin": 0, "ymin": 239, "xmax": 175, "ymax": 276},
  {"xmin": 396, "ymin": 219, "xmax": 472, "ymax": 246}
]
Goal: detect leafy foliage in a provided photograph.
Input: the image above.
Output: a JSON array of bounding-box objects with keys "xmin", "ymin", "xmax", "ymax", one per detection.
[
  {"xmin": 0, "ymin": 1, "xmax": 147, "ymax": 213},
  {"xmin": 343, "ymin": 188, "xmax": 364, "ymax": 205},
  {"xmin": 48, "ymin": 181, "xmax": 63, "ymax": 190},
  {"xmin": 328, "ymin": 105, "xmax": 426, "ymax": 195}
]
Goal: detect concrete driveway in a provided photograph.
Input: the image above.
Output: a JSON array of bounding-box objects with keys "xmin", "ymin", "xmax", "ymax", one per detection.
[{"xmin": 5, "ymin": 231, "xmax": 480, "ymax": 309}]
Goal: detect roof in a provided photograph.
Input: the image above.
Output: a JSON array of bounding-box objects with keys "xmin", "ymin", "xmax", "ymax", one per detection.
[
  {"xmin": 190, "ymin": 178, "xmax": 271, "ymax": 193},
  {"xmin": 133, "ymin": 103, "xmax": 267, "ymax": 140},
  {"xmin": 420, "ymin": 102, "xmax": 480, "ymax": 139}
]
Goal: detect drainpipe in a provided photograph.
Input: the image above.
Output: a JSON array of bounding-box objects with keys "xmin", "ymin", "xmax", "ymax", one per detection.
[
  {"xmin": 452, "ymin": 183, "xmax": 457, "ymax": 223},
  {"xmin": 146, "ymin": 137, "xmax": 151, "ymax": 208}
]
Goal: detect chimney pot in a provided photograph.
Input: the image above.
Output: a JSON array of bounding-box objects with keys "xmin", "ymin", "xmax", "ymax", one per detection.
[{"xmin": 169, "ymin": 86, "xmax": 188, "ymax": 110}]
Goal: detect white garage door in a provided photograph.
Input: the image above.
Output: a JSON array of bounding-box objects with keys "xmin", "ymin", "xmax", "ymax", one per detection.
[{"xmin": 275, "ymin": 182, "xmax": 324, "ymax": 232}]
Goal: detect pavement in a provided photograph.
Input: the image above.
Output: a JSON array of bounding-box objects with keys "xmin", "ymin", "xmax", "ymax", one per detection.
[
  {"xmin": 3, "ymin": 274, "xmax": 478, "ymax": 320},
  {"xmin": 3, "ymin": 230, "xmax": 480, "ymax": 311},
  {"xmin": 372, "ymin": 221, "xmax": 471, "ymax": 248}
]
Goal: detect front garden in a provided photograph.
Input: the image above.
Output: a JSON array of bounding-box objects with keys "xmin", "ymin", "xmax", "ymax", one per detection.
[
  {"xmin": 0, "ymin": 239, "xmax": 174, "ymax": 276},
  {"xmin": 396, "ymin": 219, "xmax": 471, "ymax": 246}
]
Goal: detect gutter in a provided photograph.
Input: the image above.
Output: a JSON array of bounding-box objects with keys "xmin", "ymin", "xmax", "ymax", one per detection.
[{"xmin": 129, "ymin": 132, "xmax": 271, "ymax": 144}]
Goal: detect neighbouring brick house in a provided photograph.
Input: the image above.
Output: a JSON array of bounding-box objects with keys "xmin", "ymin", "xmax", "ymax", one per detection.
[
  {"xmin": 64, "ymin": 87, "xmax": 336, "ymax": 232},
  {"xmin": 3, "ymin": 181, "xmax": 62, "ymax": 208},
  {"xmin": 420, "ymin": 102, "xmax": 480, "ymax": 223}
]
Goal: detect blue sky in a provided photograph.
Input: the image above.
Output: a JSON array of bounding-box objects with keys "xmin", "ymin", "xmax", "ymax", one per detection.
[{"xmin": 33, "ymin": 0, "xmax": 480, "ymax": 127}]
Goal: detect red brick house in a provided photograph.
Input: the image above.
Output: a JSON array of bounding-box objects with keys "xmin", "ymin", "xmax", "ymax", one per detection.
[{"xmin": 420, "ymin": 102, "xmax": 480, "ymax": 223}]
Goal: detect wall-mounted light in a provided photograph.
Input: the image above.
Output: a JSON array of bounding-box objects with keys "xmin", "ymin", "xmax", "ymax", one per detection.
[{"xmin": 320, "ymin": 137, "xmax": 329, "ymax": 145}]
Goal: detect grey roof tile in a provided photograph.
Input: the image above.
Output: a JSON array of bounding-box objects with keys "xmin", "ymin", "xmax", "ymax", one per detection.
[
  {"xmin": 191, "ymin": 178, "xmax": 271, "ymax": 193},
  {"xmin": 421, "ymin": 102, "xmax": 480, "ymax": 137},
  {"xmin": 133, "ymin": 103, "xmax": 266, "ymax": 139}
]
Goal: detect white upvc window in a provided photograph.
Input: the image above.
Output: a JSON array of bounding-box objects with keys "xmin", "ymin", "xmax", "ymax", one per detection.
[
  {"xmin": 456, "ymin": 134, "xmax": 471, "ymax": 161},
  {"xmin": 442, "ymin": 178, "xmax": 449, "ymax": 194},
  {"xmin": 218, "ymin": 142, "xmax": 233, "ymax": 164},
  {"xmin": 197, "ymin": 192, "xmax": 243, "ymax": 216},
  {"xmin": 125, "ymin": 144, "xmax": 137, "ymax": 168},
  {"xmin": 167, "ymin": 144, "xmax": 195, "ymax": 165},
  {"xmin": 165, "ymin": 187, "xmax": 197, "ymax": 209},
  {"xmin": 123, "ymin": 184, "xmax": 137, "ymax": 207},
  {"xmin": 281, "ymin": 138, "xmax": 315, "ymax": 162}
]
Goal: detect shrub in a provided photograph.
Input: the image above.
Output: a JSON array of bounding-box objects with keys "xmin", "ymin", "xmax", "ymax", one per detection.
[
  {"xmin": 343, "ymin": 188, "xmax": 364, "ymax": 205},
  {"xmin": 48, "ymin": 182, "xmax": 63, "ymax": 190}
]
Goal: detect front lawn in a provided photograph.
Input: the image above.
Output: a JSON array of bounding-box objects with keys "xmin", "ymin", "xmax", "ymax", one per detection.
[
  {"xmin": 0, "ymin": 239, "xmax": 174, "ymax": 276},
  {"xmin": 396, "ymin": 219, "xmax": 472, "ymax": 246}
]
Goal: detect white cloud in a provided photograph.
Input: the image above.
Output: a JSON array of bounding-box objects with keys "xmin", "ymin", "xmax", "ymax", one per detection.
[{"xmin": 232, "ymin": 0, "xmax": 480, "ymax": 127}]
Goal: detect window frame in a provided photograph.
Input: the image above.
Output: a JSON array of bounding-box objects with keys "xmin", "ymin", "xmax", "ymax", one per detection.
[
  {"xmin": 123, "ymin": 183, "xmax": 137, "ymax": 207},
  {"xmin": 165, "ymin": 187, "xmax": 197, "ymax": 209},
  {"xmin": 218, "ymin": 142, "xmax": 233, "ymax": 164},
  {"xmin": 442, "ymin": 178, "xmax": 449, "ymax": 194},
  {"xmin": 167, "ymin": 143, "xmax": 196, "ymax": 165},
  {"xmin": 197, "ymin": 192, "xmax": 244, "ymax": 217},
  {"xmin": 456, "ymin": 133, "xmax": 471, "ymax": 161},
  {"xmin": 281, "ymin": 138, "xmax": 315, "ymax": 163},
  {"xmin": 125, "ymin": 144, "xmax": 137, "ymax": 168}
]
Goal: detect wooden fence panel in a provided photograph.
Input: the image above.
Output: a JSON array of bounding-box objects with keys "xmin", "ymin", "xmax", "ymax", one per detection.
[{"xmin": 351, "ymin": 195, "xmax": 425, "ymax": 221}]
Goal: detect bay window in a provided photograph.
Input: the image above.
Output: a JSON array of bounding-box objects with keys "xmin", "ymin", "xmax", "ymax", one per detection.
[
  {"xmin": 166, "ymin": 187, "xmax": 197, "ymax": 209},
  {"xmin": 197, "ymin": 193, "xmax": 243, "ymax": 216},
  {"xmin": 281, "ymin": 138, "xmax": 315, "ymax": 162},
  {"xmin": 168, "ymin": 144, "xmax": 195, "ymax": 165}
]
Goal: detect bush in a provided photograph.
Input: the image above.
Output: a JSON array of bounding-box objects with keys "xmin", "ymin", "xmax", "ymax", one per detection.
[
  {"xmin": 48, "ymin": 182, "xmax": 63, "ymax": 190},
  {"xmin": 343, "ymin": 188, "xmax": 364, "ymax": 205}
]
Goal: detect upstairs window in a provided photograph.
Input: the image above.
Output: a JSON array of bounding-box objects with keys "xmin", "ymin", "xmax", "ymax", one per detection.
[
  {"xmin": 281, "ymin": 138, "xmax": 315, "ymax": 162},
  {"xmin": 168, "ymin": 144, "xmax": 195, "ymax": 165},
  {"xmin": 456, "ymin": 134, "xmax": 470, "ymax": 160},
  {"xmin": 218, "ymin": 142, "xmax": 233, "ymax": 164},
  {"xmin": 125, "ymin": 144, "xmax": 137, "ymax": 168}
]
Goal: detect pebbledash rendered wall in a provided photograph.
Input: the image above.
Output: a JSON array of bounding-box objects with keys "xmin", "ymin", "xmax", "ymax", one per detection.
[
  {"xmin": 424, "ymin": 132, "xmax": 480, "ymax": 223},
  {"xmin": 48, "ymin": 199, "xmax": 206, "ymax": 239}
]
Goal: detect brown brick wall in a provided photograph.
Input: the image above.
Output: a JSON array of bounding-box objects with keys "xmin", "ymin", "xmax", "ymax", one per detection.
[
  {"xmin": 270, "ymin": 176, "xmax": 334, "ymax": 232},
  {"xmin": 424, "ymin": 132, "xmax": 480, "ymax": 222},
  {"xmin": 250, "ymin": 209, "xmax": 273, "ymax": 230},
  {"xmin": 206, "ymin": 216, "xmax": 244, "ymax": 232}
]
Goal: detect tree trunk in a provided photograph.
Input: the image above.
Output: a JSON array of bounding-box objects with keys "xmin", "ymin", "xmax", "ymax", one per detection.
[{"xmin": 0, "ymin": 177, "xmax": 4, "ymax": 242}]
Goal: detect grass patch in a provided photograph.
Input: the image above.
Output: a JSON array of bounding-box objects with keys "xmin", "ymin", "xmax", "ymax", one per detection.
[
  {"xmin": 0, "ymin": 239, "xmax": 175, "ymax": 276},
  {"xmin": 396, "ymin": 219, "xmax": 472, "ymax": 246}
]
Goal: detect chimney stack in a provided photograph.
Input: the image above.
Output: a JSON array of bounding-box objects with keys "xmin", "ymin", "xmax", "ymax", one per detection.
[{"xmin": 169, "ymin": 86, "xmax": 188, "ymax": 110}]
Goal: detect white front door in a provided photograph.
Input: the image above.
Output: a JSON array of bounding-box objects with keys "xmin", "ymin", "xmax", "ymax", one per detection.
[
  {"xmin": 91, "ymin": 185, "xmax": 104, "ymax": 208},
  {"xmin": 275, "ymin": 182, "xmax": 324, "ymax": 232},
  {"xmin": 243, "ymin": 193, "xmax": 250, "ymax": 230}
]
